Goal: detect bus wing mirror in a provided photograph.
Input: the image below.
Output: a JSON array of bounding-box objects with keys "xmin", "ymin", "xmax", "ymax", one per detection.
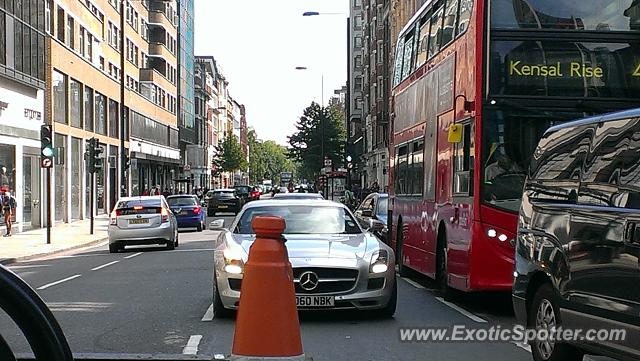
[{"xmin": 448, "ymin": 124, "xmax": 463, "ymax": 143}]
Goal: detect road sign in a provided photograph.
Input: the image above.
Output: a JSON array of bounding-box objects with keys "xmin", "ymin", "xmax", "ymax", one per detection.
[
  {"xmin": 41, "ymin": 158, "xmax": 52, "ymax": 168},
  {"xmin": 324, "ymin": 158, "xmax": 332, "ymax": 167}
]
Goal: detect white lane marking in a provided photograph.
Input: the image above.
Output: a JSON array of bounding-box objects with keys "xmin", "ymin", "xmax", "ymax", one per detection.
[
  {"xmin": 37, "ymin": 275, "xmax": 82, "ymax": 290},
  {"xmin": 401, "ymin": 277, "xmax": 425, "ymax": 289},
  {"xmin": 201, "ymin": 303, "xmax": 214, "ymax": 322},
  {"xmin": 123, "ymin": 252, "xmax": 143, "ymax": 259},
  {"xmin": 8, "ymin": 265, "xmax": 51, "ymax": 269},
  {"xmin": 167, "ymin": 248, "xmax": 215, "ymax": 253},
  {"xmin": 511, "ymin": 341, "xmax": 532, "ymax": 353},
  {"xmin": 182, "ymin": 335, "xmax": 203, "ymax": 355},
  {"xmin": 90, "ymin": 260, "xmax": 120, "ymax": 271},
  {"xmin": 435, "ymin": 297, "xmax": 487, "ymax": 323}
]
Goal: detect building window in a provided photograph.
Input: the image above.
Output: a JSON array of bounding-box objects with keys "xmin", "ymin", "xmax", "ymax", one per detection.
[
  {"xmin": 45, "ymin": 0, "xmax": 53, "ymax": 34},
  {"xmin": 109, "ymin": 99, "xmax": 119, "ymax": 139},
  {"xmin": 66, "ymin": 15, "xmax": 74, "ymax": 49},
  {"xmin": 84, "ymin": 86, "xmax": 94, "ymax": 132},
  {"xmin": 53, "ymin": 70, "xmax": 67, "ymax": 124},
  {"xmin": 56, "ymin": 6, "xmax": 64, "ymax": 42},
  {"xmin": 86, "ymin": 33, "xmax": 93, "ymax": 62},
  {"xmin": 79, "ymin": 26, "xmax": 85, "ymax": 57},
  {"xmin": 95, "ymin": 92, "xmax": 107, "ymax": 135},
  {"xmin": 70, "ymin": 79, "xmax": 82, "ymax": 128}
]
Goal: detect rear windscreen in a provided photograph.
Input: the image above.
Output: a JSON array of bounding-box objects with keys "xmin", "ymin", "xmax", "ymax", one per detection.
[
  {"xmin": 116, "ymin": 199, "xmax": 162, "ymax": 215},
  {"xmin": 167, "ymin": 197, "xmax": 197, "ymax": 206}
]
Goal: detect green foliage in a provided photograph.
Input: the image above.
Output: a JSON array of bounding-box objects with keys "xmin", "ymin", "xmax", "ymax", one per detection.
[
  {"xmin": 212, "ymin": 133, "xmax": 247, "ymax": 174},
  {"xmin": 288, "ymin": 102, "xmax": 346, "ymax": 180},
  {"xmin": 248, "ymin": 129, "xmax": 296, "ymax": 184}
]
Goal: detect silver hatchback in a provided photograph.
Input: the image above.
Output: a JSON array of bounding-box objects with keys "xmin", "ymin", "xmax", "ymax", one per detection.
[{"xmin": 108, "ymin": 196, "xmax": 179, "ymax": 253}]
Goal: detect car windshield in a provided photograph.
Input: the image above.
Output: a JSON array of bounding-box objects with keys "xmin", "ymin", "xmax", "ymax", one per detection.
[
  {"xmin": 210, "ymin": 191, "xmax": 235, "ymax": 198},
  {"xmin": 234, "ymin": 206, "xmax": 361, "ymax": 235},
  {"xmin": 167, "ymin": 197, "xmax": 197, "ymax": 206},
  {"xmin": 116, "ymin": 199, "xmax": 161, "ymax": 209}
]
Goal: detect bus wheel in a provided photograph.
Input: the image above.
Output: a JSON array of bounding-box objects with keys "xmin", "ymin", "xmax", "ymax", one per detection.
[
  {"xmin": 396, "ymin": 221, "xmax": 410, "ymax": 277},
  {"xmin": 437, "ymin": 229, "xmax": 458, "ymax": 301}
]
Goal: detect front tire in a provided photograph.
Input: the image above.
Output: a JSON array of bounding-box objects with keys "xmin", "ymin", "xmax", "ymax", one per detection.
[
  {"xmin": 396, "ymin": 221, "xmax": 410, "ymax": 277},
  {"xmin": 437, "ymin": 231, "xmax": 458, "ymax": 301},
  {"xmin": 529, "ymin": 284, "xmax": 584, "ymax": 361},
  {"xmin": 213, "ymin": 270, "xmax": 233, "ymax": 319},
  {"xmin": 379, "ymin": 279, "xmax": 397, "ymax": 318}
]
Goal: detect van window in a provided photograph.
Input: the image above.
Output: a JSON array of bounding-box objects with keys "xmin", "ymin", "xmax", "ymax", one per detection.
[
  {"xmin": 580, "ymin": 118, "xmax": 640, "ymax": 207},
  {"xmin": 530, "ymin": 125, "xmax": 592, "ymax": 182}
]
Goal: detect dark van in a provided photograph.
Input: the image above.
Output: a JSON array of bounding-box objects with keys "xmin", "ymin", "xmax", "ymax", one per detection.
[{"xmin": 514, "ymin": 108, "xmax": 640, "ymax": 361}]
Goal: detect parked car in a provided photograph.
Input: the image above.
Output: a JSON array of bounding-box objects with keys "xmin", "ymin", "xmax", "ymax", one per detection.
[
  {"xmin": 108, "ymin": 196, "xmax": 178, "ymax": 253},
  {"xmin": 514, "ymin": 108, "xmax": 640, "ymax": 361},
  {"xmin": 273, "ymin": 192, "xmax": 324, "ymax": 200},
  {"xmin": 209, "ymin": 200, "xmax": 396, "ymax": 318},
  {"xmin": 166, "ymin": 195, "xmax": 206, "ymax": 232},
  {"xmin": 207, "ymin": 189, "xmax": 243, "ymax": 216},
  {"xmin": 354, "ymin": 193, "xmax": 388, "ymax": 244},
  {"xmin": 233, "ymin": 185, "xmax": 253, "ymax": 204}
]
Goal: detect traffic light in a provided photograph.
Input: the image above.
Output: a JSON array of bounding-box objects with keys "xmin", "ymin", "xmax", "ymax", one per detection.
[
  {"xmin": 123, "ymin": 152, "xmax": 131, "ymax": 170},
  {"xmin": 86, "ymin": 138, "xmax": 103, "ymax": 174},
  {"xmin": 40, "ymin": 124, "xmax": 54, "ymax": 168}
]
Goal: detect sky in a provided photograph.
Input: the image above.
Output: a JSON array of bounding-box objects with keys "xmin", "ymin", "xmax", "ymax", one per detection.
[{"xmin": 194, "ymin": 0, "xmax": 349, "ymax": 146}]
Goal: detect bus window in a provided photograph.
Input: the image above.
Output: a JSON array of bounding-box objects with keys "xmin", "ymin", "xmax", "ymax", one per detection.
[
  {"xmin": 396, "ymin": 145, "xmax": 409, "ymax": 195},
  {"xmin": 401, "ymin": 33, "xmax": 415, "ymax": 80},
  {"xmin": 457, "ymin": 0, "xmax": 473, "ymax": 35},
  {"xmin": 393, "ymin": 40, "xmax": 405, "ymax": 86},
  {"xmin": 416, "ymin": 17, "xmax": 431, "ymax": 67},
  {"xmin": 441, "ymin": 0, "xmax": 459, "ymax": 47},
  {"xmin": 428, "ymin": 5, "xmax": 445, "ymax": 59},
  {"xmin": 412, "ymin": 140, "xmax": 425, "ymax": 195}
]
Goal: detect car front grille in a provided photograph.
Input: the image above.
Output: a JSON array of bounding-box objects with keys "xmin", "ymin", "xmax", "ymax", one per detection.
[{"xmin": 293, "ymin": 267, "xmax": 359, "ymax": 294}]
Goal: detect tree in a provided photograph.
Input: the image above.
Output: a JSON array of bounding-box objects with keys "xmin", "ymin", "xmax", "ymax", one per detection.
[
  {"xmin": 288, "ymin": 102, "xmax": 345, "ymax": 180},
  {"xmin": 213, "ymin": 133, "xmax": 247, "ymax": 174},
  {"xmin": 248, "ymin": 128, "xmax": 296, "ymax": 184}
]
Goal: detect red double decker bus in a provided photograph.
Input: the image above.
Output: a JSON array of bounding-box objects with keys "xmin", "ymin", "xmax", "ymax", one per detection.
[{"xmin": 389, "ymin": 0, "xmax": 640, "ymax": 296}]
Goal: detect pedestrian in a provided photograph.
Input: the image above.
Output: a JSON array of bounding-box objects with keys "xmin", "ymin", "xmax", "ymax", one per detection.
[
  {"xmin": 162, "ymin": 187, "xmax": 170, "ymax": 199},
  {"xmin": 142, "ymin": 188, "xmax": 150, "ymax": 196},
  {"xmin": 1, "ymin": 190, "xmax": 17, "ymax": 237}
]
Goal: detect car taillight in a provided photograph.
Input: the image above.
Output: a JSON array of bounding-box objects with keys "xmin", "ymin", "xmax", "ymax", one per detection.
[
  {"xmin": 161, "ymin": 208, "xmax": 169, "ymax": 223},
  {"xmin": 110, "ymin": 210, "xmax": 118, "ymax": 225},
  {"xmin": 193, "ymin": 206, "xmax": 201, "ymax": 215}
]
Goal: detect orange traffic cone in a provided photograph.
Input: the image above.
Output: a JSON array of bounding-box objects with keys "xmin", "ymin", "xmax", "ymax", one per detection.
[{"xmin": 231, "ymin": 216, "xmax": 306, "ymax": 361}]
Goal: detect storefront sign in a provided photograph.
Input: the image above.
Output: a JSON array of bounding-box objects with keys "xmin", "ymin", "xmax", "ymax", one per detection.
[
  {"xmin": 0, "ymin": 101, "xmax": 8, "ymax": 115},
  {"xmin": 24, "ymin": 108, "xmax": 42, "ymax": 120}
]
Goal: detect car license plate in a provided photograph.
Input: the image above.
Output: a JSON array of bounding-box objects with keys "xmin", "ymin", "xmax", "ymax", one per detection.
[
  {"xmin": 218, "ymin": 205, "xmax": 228, "ymax": 209},
  {"xmin": 296, "ymin": 296, "xmax": 334, "ymax": 308},
  {"xmin": 129, "ymin": 218, "xmax": 149, "ymax": 225}
]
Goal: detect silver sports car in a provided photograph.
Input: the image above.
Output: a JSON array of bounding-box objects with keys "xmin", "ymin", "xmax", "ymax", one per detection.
[{"xmin": 210, "ymin": 199, "xmax": 397, "ymax": 318}]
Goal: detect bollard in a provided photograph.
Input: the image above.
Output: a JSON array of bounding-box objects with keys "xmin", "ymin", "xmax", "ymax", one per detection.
[{"xmin": 231, "ymin": 216, "xmax": 306, "ymax": 361}]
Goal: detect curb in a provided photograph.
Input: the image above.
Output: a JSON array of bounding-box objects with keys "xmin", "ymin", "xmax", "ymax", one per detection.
[{"xmin": 0, "ymin": 237, "xmax": 108, "ymax": 266}]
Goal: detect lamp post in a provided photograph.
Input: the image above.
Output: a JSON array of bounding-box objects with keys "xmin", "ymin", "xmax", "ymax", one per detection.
[{"xmin": 294, "ymin": 66, "xmax": 325, "ymax": 170}]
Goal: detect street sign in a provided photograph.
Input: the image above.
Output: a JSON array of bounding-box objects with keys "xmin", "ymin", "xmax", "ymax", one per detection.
[{"xmin": 41, "ymin": 158, "xmax": 52, "ymax": 168}]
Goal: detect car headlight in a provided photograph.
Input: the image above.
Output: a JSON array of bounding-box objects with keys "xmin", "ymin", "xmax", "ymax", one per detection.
[
  {"xmin": 369, "ymin": 249, "xmax": 389, "ymax": 274},
  {"xmin": 223, "ymin": 247, "xmax": 244, "ymax": 274}
]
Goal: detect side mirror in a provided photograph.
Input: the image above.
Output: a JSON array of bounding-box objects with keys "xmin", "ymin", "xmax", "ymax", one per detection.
[
  {"xmin": 368, "ymin": 218, "xmax": 385, "ymax": 233},
  {"xmin": 361, "ymin": 209, "xmax": 373, "ymax": 217},
  {"xmin": 209, "ymin": 219, "xmax": 225, "ymax": 230}
]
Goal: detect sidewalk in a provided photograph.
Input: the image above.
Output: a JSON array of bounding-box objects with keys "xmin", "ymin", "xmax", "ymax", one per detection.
[{"xmin": 0, "ymin": 216, "xmax": 109, "ymax": 265}]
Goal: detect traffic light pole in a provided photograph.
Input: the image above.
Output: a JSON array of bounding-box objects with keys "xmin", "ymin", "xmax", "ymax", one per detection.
[
  {"xmin": 46, "ymin": 168, "xmax": 51, "ymax": 244},
  {"xmin": 90, "ymin": 172, "xmax": 94, "ymax": 235}
]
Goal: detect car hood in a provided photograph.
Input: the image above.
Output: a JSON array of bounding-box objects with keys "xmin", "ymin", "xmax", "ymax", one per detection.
[{"xmin": 231, "ymin": 233, "xmax": 370, "ymax": 259}]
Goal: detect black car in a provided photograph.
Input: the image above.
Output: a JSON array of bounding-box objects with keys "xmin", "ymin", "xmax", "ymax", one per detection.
[
  {"xmin": 233, "ymin": 185, "xmax": 252, "ymax": 204},
  {"xmin": 514, "ymin": 108, "xmax": 640, "ymax": 361},
  {"xmin": 354, "ymin": 193, "xmax": 389, "ymax": 244},
  {"xmin": 206, "ymin": 189, "xmax": 242, "ymax": 216}
]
